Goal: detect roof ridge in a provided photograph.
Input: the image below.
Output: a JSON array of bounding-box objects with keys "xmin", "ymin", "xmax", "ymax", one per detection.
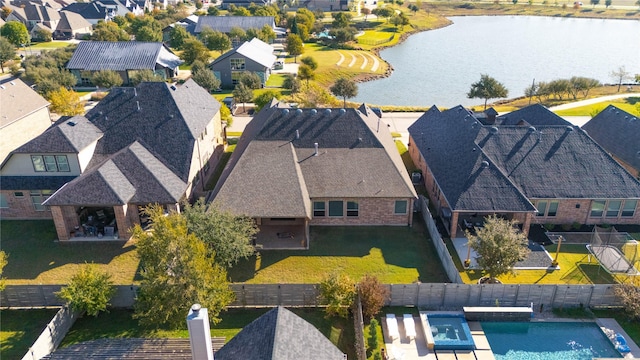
[
  {"xmin": 97, "ymin": 159, "xmax": 135, "ymax": 203},
  {"xmin": 271, "ymin": 307, "xmax": 282, "ymax": 359}
]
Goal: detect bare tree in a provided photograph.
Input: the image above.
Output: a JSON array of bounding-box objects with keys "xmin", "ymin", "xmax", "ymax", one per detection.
[{"xmin": 610, "ymin": 66, "xmax": 631, "ymax": 92}]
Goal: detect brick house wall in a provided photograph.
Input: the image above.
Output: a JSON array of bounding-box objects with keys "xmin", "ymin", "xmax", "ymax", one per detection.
[
  {"xmin": 0, "ymin": 190, "xmax": 53, "ymax": 219},
  {"xmin": 309, "ymin": 197, "xmax": 413, "ymax": 226},
  {"xmin": 408, "ymin": 137, "xmax": 449, "ymax": 216},
  {"xmin": 531, "ymin": 198, "xmax": 640, "ymax": 226}
]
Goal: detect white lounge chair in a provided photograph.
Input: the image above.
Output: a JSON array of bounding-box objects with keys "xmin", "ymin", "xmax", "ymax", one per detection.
[
  {"xmin": 403, "ymin": 314, "xmax": 416, "ymax": 340},
  {"xmin": 386, "ymin": 314, "xmax": 399, "ymax": 341}
]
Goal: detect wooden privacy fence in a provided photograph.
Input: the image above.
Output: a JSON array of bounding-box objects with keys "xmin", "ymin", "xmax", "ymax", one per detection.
[
  {"xmin": 1, "ymin": 283, "xmax": 619, "ymax": 310},
  {"xmin": 21, "ymin": 306, "xmax": 80, "ymax": 360}
]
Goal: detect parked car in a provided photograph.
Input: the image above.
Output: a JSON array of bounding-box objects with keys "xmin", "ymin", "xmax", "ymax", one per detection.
[
  {"xmin": 272, "ymin": 60, "xmax": 284, "ymax": 70},
  {"xmin": 222, "ymin": 96, "xmax": 237, "ymax": 115}
]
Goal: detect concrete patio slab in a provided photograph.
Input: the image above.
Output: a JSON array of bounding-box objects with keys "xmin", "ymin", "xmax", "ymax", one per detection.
[
  {"xmin": 597, "ymin": 318, "xmax": 640, "ymax": 358},
  {"xmin": 434, "ymin": 350, "xmax": 456, "ymax": 360},
  {"xmin": 455, "ymin": 350, "xmax": 476, "ymax": 360},
  {"xmin": 474, "ymin": 349, "xmax": 497, "ymax": 360}
]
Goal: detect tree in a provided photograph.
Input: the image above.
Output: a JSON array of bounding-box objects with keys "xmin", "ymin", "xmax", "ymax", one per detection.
[
  {"xmin": 232, "ymin": 83, "xmax": 254, "ymax": 112},
  {"xmin": 300, "ymin": 56, "xmax": 318, "ymax": 70},
  {"xmin": 133, "ymin": 205, "xmax": 234, "ymax": 328},
  {"xmin": 568, "ymin": 76, "xmax": 601, "ymax": 99},
  {"xmin": 332, "ymin": 12, "xmax": 352, "ymax": 28},
  {"xmin": 605, "ymin": 0, "xmax": 612, "ymax": 7},
  {"xmin": 130, "ymin": 69, "xmax": 163, "ymax": 85},
  {"xmin": 610, "ymin": 66, "xmax": 631, "ymax": 92},
  {"xmin": 91, "ymin": 21, "xmax": 129, "ymax": 41},
  {"xmin": 295, "ymin": 8, "xmax": 315, "ymax": 32},
  {"xmin": 91, "ymin": 70, "xmax": 123, "ymax": 89},
  {"xmin": 260, "ymin": 24, "xmax": 277, "ymax": 43},
  {"xmin": 636, "ymin": 74, "xmax": 640, "ymax": 84},
  {"xmin": 191, "ymin": 68, "xmax": 220, "ymax": 92},
  {"xmin": 330, "ymin": 77, "xmax": 358, "ymax": 108},
  {"xmin": 253, "ymin": 90, "xmax": 282, "ymax": 112},
  {"xmin": 220, "ymin": 103, "xmax": 233, "ymax": 126},
  {"xmin": 169, "ymin": 26, "xmax": 191, "ymax": 49},
  {"xmin": 614, "ymin": 282, "xmax": 640, "ymax": 320},
  {"xmin": 56, "ymin": 264, "xmax": 115, "ymax": 316},
  {"xmin": 590, "ymin": 0, "xmax": 600, "ymax": 5},
  {"xmin": 282, "ymin": 74, "xmax": 301, "ymax": 94},
  {"xmin": 546, "ymin": 78, "xmax": 570, "ymax": 100},
  {"xmin": 48, "ymin": 87, "xmax": 84, "ymax": 115},
  {"xmin": 319, "ymin": 273, "xmax": 356, "ymax": 318},
  {"xmin": 181, "ymin": 38, "xmax": 209, "ymax": 64},
  {"xmin": 228, "ymin": 26, "xmax": 246, "ymax": 44},
  {"xmin": 130, "ymin": 15, "xmax": 162, "ymax": 41},
  {"xmin": 135, "ymin": 25, "xmax": 162, "ymax": 41},
  {"xmin": 285, "ymin": 34, "xmax": 303, "ymax": 62},
  {"xmin": 238, "ymin": 71, "xmax": 262, "ymax": 89},
  {"xmin": 0, "ymin": 36, "xmax": 15, "ymax": 73},
  {"xmin": 329, "ymin": 27, "xmax": 357, "ymax": 44},
  {"xmin": 200, "ymin": 27, "xmax": 231, "ymax": 52},
  {"xmin": 465, "ymin": 215, "xmax": 530, "ymax": 282},
  {"xmin": 207, "ymin": 6, "xmax": 220, "ymax": 15},
  {"xmin": 391, "ymin": 12, "xmax": 410, "ymax": 30},
  {"xmin": 372, "ymin": 7, "xmax": 394, "ymax": 22},
  {"xmin": 33, "ymin": 28, "xmax": 52, "ymax": 42},
  {"xmin": 0, "ymin": 251, "xmax": 7, "ymax": 291},
  {"xmin": 358, "ymin": 275, "xmax": 390, "ymax": 321},
  {"xmin": 367, "ymin": 318, "xmax": 380, "ymax": 354},
  {"xmin": 467, "ymin": 74, "xmax": 509, "ymax": 110},
  {"xmin": 297, "ymin": 64, "xmax": 314, "ymax": 85},
  {"xmin": 1, "ymin": 21, "xmax": 29, "ymax": 46}
]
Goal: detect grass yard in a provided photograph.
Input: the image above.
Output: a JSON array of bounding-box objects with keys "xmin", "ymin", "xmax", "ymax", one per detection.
[
  {"xmin": 228, "ymin": 218, "xmax": 449, "ymax": 284},
  {"xmin": 25, "ymin": 41, "xmax": 72, "ymax": 49},
  {"xmin": 266, "ymin": 73, "xmax": 288, "ymax": 87},
  {"xmin": 0, "ymin": 220, "xmax": 139, "ymax": 285},
  {"xmin": 554, "ymin": 97, "xmax": 640, "ymax": 117},
  {"xmin": 204, "ymin": 142, "xmax": 236, "ymax": 191},
  {"xmin": 396, "ymin": 140, "xmax": 418, "ymax": 174},
  {"xmin": 59, "ymin": 308, "xmax": 356, "ymax": 358},
  {"xmin": 1, "ymin": 308, "xmax": 59, "ymax": 360}
]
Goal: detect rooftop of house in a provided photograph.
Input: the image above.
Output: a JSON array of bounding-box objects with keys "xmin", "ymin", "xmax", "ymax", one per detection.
[
  {"xmin": 8, "ymin": 2, "xmax": 60, "ymax": 23},
  {"xmin": 62, "ymin": 2, "xmax": 108, "ymax": 19},
  {"xmin": 66, "ymin": 41, "xmax": 183, "ymax": 71},
  {"xmin": 496, "ymin": 103, "xmax": 572, "ymax": 126},
  {"xmin": 212, "ymin": 101, "xmax": 417, "ymax": 218},
  {"xmin": 582, "ymin": 105, "xmax": 640, "ymax": 172},
  {"xmin": 57, "ymin": 10, "xmax": 93, "ymax": 31},
  {"xmin": 408, "ymin": 104, "xmax": 640, "ymax": 213},
  {"xmin": 211, "ymin": 38, "xmax": 276, "ymax": 69},
  {"xmin": 194, "ymin": 15, "xmax": 275, "ymax": 33},
  {"xmin": 0, "ymin": 77, "xmax": 50, "ymax": 129},
  {"xmin": 11, "ymin": 116, "xmax": 103, "ymax": 155}
]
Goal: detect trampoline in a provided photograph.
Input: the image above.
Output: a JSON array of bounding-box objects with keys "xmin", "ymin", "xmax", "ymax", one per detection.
[
  {"xmin": 586, "ymin": 244, "xmax": 639, "ymax": 275},
  {"xmin": 587, "ymin": 226, "xmax": 639, "ymax": 276}
]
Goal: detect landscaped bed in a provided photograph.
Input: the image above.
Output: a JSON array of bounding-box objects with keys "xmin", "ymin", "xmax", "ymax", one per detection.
[{"xmin": 0, "ymin": 308, "xmax": 59, "ymax": 360}]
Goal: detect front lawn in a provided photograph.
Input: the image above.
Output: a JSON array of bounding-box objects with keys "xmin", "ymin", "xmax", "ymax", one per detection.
[
  {"xmin": 26, "ymin": 41, "xmax": 72, "ymax": 49},
  {"xmin": 0, "ymin": 308, "xmax": 59, "ymax": 360},
  {"xmin": 0, "ymin": 220, "xmax": 139, "ymax": 285},
  {"xmin": 554, "ymin": 98, "xmax": 640, "ymax": 117},
  {"xmin": 228, "ymin": 218, "xmax": 449, "ymax": 284}
]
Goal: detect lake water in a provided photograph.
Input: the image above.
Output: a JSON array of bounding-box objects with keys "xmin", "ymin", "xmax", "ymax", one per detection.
[{"xmin": 354, "ymin": 16, "xmax": 640, "ymax": 107}]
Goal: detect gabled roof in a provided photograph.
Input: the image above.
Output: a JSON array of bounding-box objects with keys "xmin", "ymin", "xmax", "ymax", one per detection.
[
  {"xmin": 212, "ymin": 102, "xmax": 416, "ymax": 218},
  {"xmin": 215, "ymin": 307, "xmax": 344, "ymax": 360},
  {"xmin": 583, "ymin": 105, "xmax": 640, "ymax": 172},
  {"xmin": 195, "ymin": 16, "xmax": 275, "ymax": 33},
  {"xmin": 408, "ymin": 105, "xmax": 640, "ymax": 213},
  {"xmin": 11, "ymin": 116, "xmax": 103, "ymax": 154},
  {"xmin": 57, "ymin": 10, "xmax": 92, "ymax": 32},
  {"xmin": 10, "ymin": 3, "xmax": 60, "ymax": 23},
  {"xmin": 211, "ymin": 38, "xmax": 276, "ymax": 69},
  {"xmin": 496, "ymin": 103, "xmax": 571, "ymax": 126},
  {"xmin": 62, "ymin": 2, "xmax": 108, "ymax": 20},
  {"xmin": 66, "ymin": 41, "xmax": 182, "ymax": 71},
  {"xmin": 0, "ymin": 77, "xmax": 50, "ymax": 129}
]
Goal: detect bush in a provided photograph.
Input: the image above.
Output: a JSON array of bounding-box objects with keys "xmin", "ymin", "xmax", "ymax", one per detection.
[
  {"xmin": 358, "ymin": 275, "xmax": 390, "ymax": 321},
  {"xmin": 319, "ymin": 273, "xmax": 356, "ymax": 318},
  {"xmin": 367, "ymin": 318, "xmax": 379, "ymax": 352},
  {"xmin": 56, "ymin": 264, "xmax": 115, "ymax": 316},
  {"xmin": 544, "ymin": 223, "xmax": 555, "ymax": 231}
]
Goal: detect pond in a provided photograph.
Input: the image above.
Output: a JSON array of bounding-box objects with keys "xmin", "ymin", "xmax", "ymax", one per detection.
[{"xmin": 353, "ymin": 16, "xmax": 640, "ymax": 107}]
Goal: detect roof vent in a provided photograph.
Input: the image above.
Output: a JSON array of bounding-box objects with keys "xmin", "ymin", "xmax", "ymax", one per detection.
[
  {"xmin": 566, "ymin": 126, "xmax": 574, "ymax": 131},
  {"xmin": 528, "ymin": 126, "xmax": 537, "ymax": 133},
  {"xmin": 339, "ymin": 108, "xmax": 346, "ymax": 115},
  {"xmin": 314, "ymin": 142, "xmax": 319, "ymax": 156},
  {"xmin": 134, "ymin": 87, "xmax": 137, "ymax": 97},
  {"xmin": 481, "ymin": 160, "xmax": 489, "ymax": 168},
  {"xmin": 67, "ymin": 121, "xmax": 76, "ymax": 126},
  {"xmin": 170, "ymin": 85, "xmax": 177, "ymax": 90},
  {"xmin": 282, "ymin": 109, "xmax": 289, "ymax": 114},
  {"xmin": 637, "ymin": 151, "xmax": 640, "ymax": 159},
  {"xmin": 310, "ymin": 109, "xmax": 317, "ymax": 114},
  {"xmin": 136, "ymin": 101, "xmax": 140, "ymax": 111},
  {"xmin": 295, "ymin": 109, "xmax": 303, "ymax": 115},
  {"xmin": 296, "ymin": 129, "xmax": 300, "ymax": 139},
  {"xmin": 490, "ymin": 126, "xmax": 499, "ymax": 134},
  {"xmin": 0, "ymin": 85, "xmax": 5, "ymax": 90},
  {"xmin": 325, "ymin": 109, "xmax": 331, "ymax": 115},
  {"xmin": 9, "ymin": 81, "xmax": 15, "ymax": 86}
]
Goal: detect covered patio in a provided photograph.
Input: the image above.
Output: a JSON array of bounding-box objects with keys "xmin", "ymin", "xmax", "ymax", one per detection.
[{"xmin": 254, "ymin": 218, "xmax": 309, "ymax": 250}]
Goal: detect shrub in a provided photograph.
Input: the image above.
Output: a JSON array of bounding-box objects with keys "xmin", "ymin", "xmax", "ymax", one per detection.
[
  {"xmin": 367, "ymin": 318, "xmax": 379, "ymax": 353},
  {"xmin": 56, "ymin": 264, "xmax": 115, "ymax": 316},
  {"xmin": 319, "ymin": 273, "xmax": 356, "ymax": 318},
  {"xmin": 358, "ymin": 275, "xmax": 390, "ymax": 321},
  {"xmin": 544, "ymin": 223, "xmax": 555, "ymax": 231},
  {"xmin": 572, "ymin": 222, "xmax": 582, "ymax": 230}
]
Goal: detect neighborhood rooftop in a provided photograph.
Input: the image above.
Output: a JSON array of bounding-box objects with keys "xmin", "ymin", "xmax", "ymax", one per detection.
[
  {"xmin": 194, "ymin": 15, "xmax": 276, "ymax": 33},
  {"xmin": 66, "ymin": 41, "xmax": 183, "ymax": 71}
]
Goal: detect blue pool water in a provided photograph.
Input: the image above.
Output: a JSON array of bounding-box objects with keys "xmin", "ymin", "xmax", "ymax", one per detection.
[
  {"xmin": 482, "ymin": 322, "xmax": 621, "ymax": 360},
  {"xmin": 426, "ymin": 314, "xmax": 475, "ymax": 350}
]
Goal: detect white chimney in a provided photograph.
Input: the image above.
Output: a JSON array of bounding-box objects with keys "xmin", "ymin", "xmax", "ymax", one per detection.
[
  {"xmin": 296, "ymin": 129, "xmax": 300, "ymax": 139},
  {"xmin": 187, "ymin": 304, "xmax": 214, "ymax": 360},
  {"xmin": 314, "ymin": 142, "xmax": 318, "ymax": 156}
]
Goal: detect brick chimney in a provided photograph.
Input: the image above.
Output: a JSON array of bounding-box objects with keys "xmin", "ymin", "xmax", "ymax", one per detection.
[{"xmin": 187, "ymin": 304, "xmax": 214, "ymax": 360}]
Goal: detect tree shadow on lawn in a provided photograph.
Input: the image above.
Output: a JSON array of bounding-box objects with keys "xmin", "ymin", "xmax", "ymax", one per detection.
[
  {"xmin": 1, "ymin": 308, "xmax": 59, "ymax": 360},
  {"xmin": 624, "ymin": 97, "xmax": 639, "ymax": 105},
  {"xmin": 1, "ymin": 220, "xmax": 135, "ymax": 281}
]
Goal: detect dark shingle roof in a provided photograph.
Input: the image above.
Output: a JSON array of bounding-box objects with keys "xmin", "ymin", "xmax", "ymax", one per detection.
[
  {"xmin": 0, "ymin": 176, "xmax": 77, "ymax": 190},
  {"xmin": 0, "ymin": 77, "xmax": 49, "ymax": 129},
  {"xmin": 66, "ymin": 41, "xmax": 182, "ymax": 71},
  {"xmin": 582, "ymin": 105, "xmax": 640, "ymax": 173},
  {"xmin": 496, "ymin": 103, "xmax": 571, "ymax": 126},
  {"xmin": 62, "ymin": 2, "xmax": 107, "ymax": 20},
  {"xmin": 212, "ymin": 103, "xmax": 416, "ymax": 217},
  {"xmin": 409, "ymin": 105, "xmax": 640, "ymax": 213},
  {"xmin": 13, "ymin": 116, "xmax": 103, "ymax": 154},
  {"xmin": 215, "ymin": 307, "xmax": 344, "ymax": 360},
  {"xmin": 195, "ymin": 16, "xmax": 275, "ymax": 33}
]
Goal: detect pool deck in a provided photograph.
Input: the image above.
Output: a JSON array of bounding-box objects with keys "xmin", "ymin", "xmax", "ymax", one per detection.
[{"xmin": 597, "ymin": 318, "xmax": 640, "ymax": 358}]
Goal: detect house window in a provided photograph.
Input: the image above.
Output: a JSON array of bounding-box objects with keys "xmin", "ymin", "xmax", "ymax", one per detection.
[
  {"xmin": 537, "ymin": 200, "xmax": 558, "ymax": 217},
  {"xmin": 0, "ymin": 194, "xmax": 8, "ymax": 208},
  {"xmin": 347, "ymin": 201, "xmax": 358, "ymax": 217},
  {"xmin": 622, "ymin": 200, "xmax": 637, "ymax": 217},
  {"xmin": 328, "ymin": 201, "xmax": 343, "ymax": 217},
  {"xmin": 606, "ymin": 200, "xmax": 622, "ymax": 217},
  {"xmin": 313, "ymin": 201, "xmax": 325, "ymax": 217},
  {"xmin": 394, "ymin": 200, "xmax": 408, "ymax": 214},
  {"xmin": 31, "ymin": 190, "xmax": 53, "ymax": 211},
  {"xmin": 31, "ymin": 155, "xmax": 70, "ymax": 172},
  {"xmin": 590, "ymin": 200, "xmax": 605, "ymax": 217},
  {"xmin": 230, "ymin": 58, "xmax": 245, "ymax": 70},
  {"xmin": 231, "ymin": 71, "xmax": 242, "ymax": 85},
  {"xmin": 14, "ymin": 191, "xmax": 24, "ymax": 197}
]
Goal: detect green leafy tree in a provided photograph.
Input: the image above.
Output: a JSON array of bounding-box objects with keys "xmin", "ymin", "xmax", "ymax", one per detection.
[
  {"xmin": 91, "ymin": 21, "xmax": 129, "ymax": 41},
  {"xmin": 33, "ymin": 28, "xmax": 52, "ymax": 42},
  {"xmin": 207, "ymin": 6, "xmax": 220, "ymax": 15},
  {"xmin": 605, "ymin": 0, "xmax": 612, "ymax": 7},
  {"xmin": 590, "ymin": 0, "xmax": 600, "ymax": 6},
  {"xmin": 283, "ymin": 74, "xmax": 301, "ymax": 94},
  {"xmin": 253, "ymin": 90, "xmax": 282, "ymax": 112},
  {"xmin": 465, "ymin": 215, "xmax": 530, "ymax": 282},
  {"xmin": 372, "ymin": 7, "xmax": 394, "ymax": 22},
  {"xmin": 169, "ymin": 26, "xmax": 191, "ymax": 49},
  {"xmin": 91, "ymin": 69, "xmax": 123, "ymax": 89},
  {"xmin": 330, "ymin": 77, "xmax": 358, "ymax": 108},
  {"xmin": 191, "ymin": 65, "xmax": 221, "ymax": 93},
  {"xmin": 181, "ymin": 38, "xmax": 210, "ymax": 64},
  {"xmin": 228, "ymin": 26, "xmax": 246, "ymax": 44},
  {"xmin": 238, "ymin": 71, "xmax": 262, "ymax": 89},
  {"xmin": 130, "ymin": 69, "xmax": 164, "ymax": 85},
  {"xmin": 232, "ymin": 6, "xmax": 251, "ymax": 16},
  {"xmin": 135, "ymin": 25, "xmax": 162, "ymax": 41},
  {"xmin": 293, "ymin": 82, "xmax": 339, "ymax": 108},
  {"xmin": 300, "ymin": 56, "xmax": 317, "ymax": 70},
  {"xmin": 568, "ymin": 76, "xmax": 601, "ymax": 99},
  {"xmin": 232, "ymin": 83, "xmax": 254, "ymax": 112},
  {"xmin": 610, "ymin": 66, "xmax": 631, "ymax": 92},
  {"xmin": 1, "ymin": 21, "xmax": 29, "ymax": 46},
  {"xmin": 391, "ymin": 12, "xmax": 410, "ymax": 30},
  {"xmin": 295, "ymin": 8, "xmax": 315, "ymax": 32},
  {"xmin": 358, "ymin": 275, "xmax": 389, "ymax": 321},
  {"xmin": 285, "ymin": 34, "xmax": 303, "ymax": 62},
  {"xmin": 47, "ymin": 87, "xmax": 84, "ymax": 115},
  {"xmin": 0, "ymin": 251, "xmax": 7, "ymax": 291},
  {"xmin": 0, "ymin": 36, "xmax": 16, "ymax": 73},
  {"xmin": 329, "ymin": 27, "xmax": 357, "ymax": 43},
  {"xmin": 182, "ymin": 199, "xmax": 258, "ymax": 268},
  {"xmin": 297, "ymin": 64, "xmax": 314, "ymax": 85},
  {"xmin": 260, "ymin": 24, "xmax": 277, "ymax": 43},
  {"xmin": 367, "ymin": 318, "xmax": 380, "ymax": 354},
  {"xmin": 130, "ymin": 15, "xmax": 162, "ymax": 40},
  {"xmin": 332, "ymin": 12, "xmax": 352, "ymax": 28},
  {"xmin": 133, "ymin": 205, "xmax": 234, "ymax": 328},
  {"xmin": 200, "ymin": 27, "xmax": 231, "ymax": 52},
  {"xmin": 467, "ymin": 74, "xmax": 509, "ymax": 110},
  {"xmin": 220, "ymin": 103, "xmax": 233, "ymax": 126},
  {"xmin": 56, "ymin": 264, "xmax": 115, "ymax": 316},
  {"xmin": 546, "ymin": 78, "xmax": 571, "ymax": 100},
  {"xmin": 319, "ymin": 273, "xmax": 356, "ymax": 318}
]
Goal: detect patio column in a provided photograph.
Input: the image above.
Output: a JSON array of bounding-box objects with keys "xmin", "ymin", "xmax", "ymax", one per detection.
[
  {"xmin": 51, "ymin": 206, "xmax": 70, "ymax": 240},
  {"xmin": 114, "ymin": 204, "xmax": 134, "ymax": 240},
  {"xmin": 450, "ymin": 211, "xmax": 459, "ymax": 238},
  {"xmin": 522, "ymin": 212, "xmax": 533, "ymax": 237}
]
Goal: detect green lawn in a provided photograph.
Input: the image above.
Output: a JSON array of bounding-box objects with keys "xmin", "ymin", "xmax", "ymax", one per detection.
[
  {"xmin": 0, "ymin": 308, "xmax": 59, "ymax": 360},
  {"xmin": 266, "ymin": 73, "xmax": 287, "ymax": 87},
  {"xmin": 24, "ymin": 41, "xmax": 71, "ymax": 49},
  {"xmin": 60, "ymin": 308, "xmax": 356, "ymax": 358},
  {"xmin": 204, "ymin": 143, "xmax": 236, "ymax": 191},
  {"xmin": 554, "ymin": 98, "xmax": 640, "ymax": 117},
  {"xmin": 0, "ymin": 220, "xmax": 139, "ymax": 285},
  {"xmin": 228, "ymin": 218, "xmax": 449, "ymax": 284},
  {"xmin": 396, "ymin": 140, "xmax": 418, "ymax": 173}
]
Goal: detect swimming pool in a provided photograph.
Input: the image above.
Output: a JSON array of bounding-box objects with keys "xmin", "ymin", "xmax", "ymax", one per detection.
[
  {"xmin": 482, "ymin": 322, "xmax": 622, "ymax": 360},
  {"xmin": 425, "ymin": 313, "xmax": 475, "ymax": 350}
]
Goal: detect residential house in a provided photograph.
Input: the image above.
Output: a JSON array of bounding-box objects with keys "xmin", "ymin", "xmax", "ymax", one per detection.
[
  {"xmin": 162, "ymin": 15, "xmax": 199, "ymax": 42},
  {"xmin": 211, "ymin": 101, "xmax": 417, "ymax": 247},
  {"xmin": 1, "ymin": 80, "xmax": 224, "ymax": 240},
  {"xmin": 54, "ymin": 11, "xmax": 93, "ymax": 39},
  {"xmin": 301, "ymin": 0, "xmax": 350, "ymax": 11},
  {"xmin": 209, "ymin": 38, "xmax": 276, "ymax": 89},
  {"xmin": 408, "ymin": 104, "xmax": 640, "ymax": 239},
  {"xmin": 66, "ymin": 41, "xmax": 183, "ymax": 86},
  {"xmin": 582, "ymin": 105, "xmax": 640, "ymax": 178},
  {"xmin": 62, "ymin": 0, "xmax": 142, "ymax": 24},
  {"xmin": 0, "ymin": 77, "xmax": 54, "ymax": 217},
  {"xmin": 220, "ymin": 0, "xmax": 275, "ymax": 9},
  {"xmin": 194, "ymin": 16, "xmax": 282, "ymax": 37},
  {"xmin": 5, "ymin": 3, "xmax": 61, "ymax": 31}
]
